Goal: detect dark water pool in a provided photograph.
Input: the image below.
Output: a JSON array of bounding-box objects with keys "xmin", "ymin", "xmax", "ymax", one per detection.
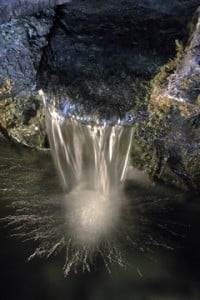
[{"xmin": 0, "ymin": 141, "xmax": 200, "ymax": 300}]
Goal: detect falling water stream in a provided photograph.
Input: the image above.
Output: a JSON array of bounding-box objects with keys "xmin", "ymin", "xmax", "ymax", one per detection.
[
  {"xmin": 45, "ymin": 99, "xmax": 133, "ymax": 194},
  {"xmin": 41, "ymin": 91, "xmax": 134, "ymax": 273}
]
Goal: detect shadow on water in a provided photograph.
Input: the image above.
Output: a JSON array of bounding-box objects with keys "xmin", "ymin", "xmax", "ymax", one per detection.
[{"xmin": 0, "ymin": 141, "xmax": 200, "ymax": 299}]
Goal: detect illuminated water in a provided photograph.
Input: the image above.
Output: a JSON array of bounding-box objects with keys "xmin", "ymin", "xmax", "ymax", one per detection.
[
  {"xmin": 0, "ymin": 85, "xmax": 200, "ymax": 298},
  {"xmin": 0, "ymin": 90, "xmax": 182, "ymax": 277},
  {"xmin": 0, "ymin": 140, "xmax": 200, "ymax": 299},
  {"xmin": 38, "ymin": 91, "xmax": 134, "ymax": 273},
  {"xmin": 44, "ymin": 92, "xmax": 133, "ymax": 245}
]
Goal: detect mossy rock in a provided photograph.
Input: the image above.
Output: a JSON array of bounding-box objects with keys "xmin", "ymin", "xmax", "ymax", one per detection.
[{"xmin": 131, "ymin": 8, "xmax": 200, "ymax": 190}]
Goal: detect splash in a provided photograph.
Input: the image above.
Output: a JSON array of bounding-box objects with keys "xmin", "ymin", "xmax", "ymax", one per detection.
[{"xmin": 2, "ymin": 181, "xmax": 181, "ymax": 276}]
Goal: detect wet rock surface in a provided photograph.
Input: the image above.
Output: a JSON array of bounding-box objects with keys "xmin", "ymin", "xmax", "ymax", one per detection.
[
  {"xmin": 167, "ymin": 8, "xmax": 200, "ymax": 104},
  {"xmin": 0, "ymin": 0, "xmax": 200, "ymax": 189},
  {"xmin": 39, "ymin": 0, "xmax": 198, "ymax": 119},
  {"xmin": 132, "ymin": 8, "xmax": 200, "ymax": 190},
  {"xmin": 0, "ymin": 9, "xmax": 54, "ymax": 147},
  {"xmin": 0, "ymin": 0, "xmax": 70, "ymax": 24}
]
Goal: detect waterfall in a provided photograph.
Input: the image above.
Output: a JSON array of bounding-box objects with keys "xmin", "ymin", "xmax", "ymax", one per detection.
[
  {"xmin": 41, "ymin": 91, "xmax": 133, "ymax": 245},
  {"xmin": 2, "ymin": 91, "xmax": 177, "ymax": 276},
  {"xmin": 45, "ymin": 106, "xmax": 133, "ymax": 195}
]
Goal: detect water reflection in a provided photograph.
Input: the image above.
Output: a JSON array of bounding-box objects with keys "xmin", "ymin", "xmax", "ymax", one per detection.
[{"xmin": 0, "ymin": 141, "xmax": 200, "ymax": 299}]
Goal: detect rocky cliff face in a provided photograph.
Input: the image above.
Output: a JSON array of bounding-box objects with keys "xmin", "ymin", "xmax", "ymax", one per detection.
[
  {"xmin": 0, "ymin": 9, "xmax": 55, "ymax": 147},
  {"xmin": 0, "ymin": 0, "xmax": 71, "ymax": 24},
  {"xmin": 0, "ymin": 0, "xmax": 199, "ymax": 189},
  {"xmin": 132, "ymin": 7, "xmax": 200, "ymax": 190}
]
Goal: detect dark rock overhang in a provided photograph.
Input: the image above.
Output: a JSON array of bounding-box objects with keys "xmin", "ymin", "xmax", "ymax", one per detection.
[
  {"xmin": 0, "ymin": 0, "xmax": 71, "ymax": 24},
  {"xmin": 1, "ymin": 0, "xmax": 199, "ymax": 25}
]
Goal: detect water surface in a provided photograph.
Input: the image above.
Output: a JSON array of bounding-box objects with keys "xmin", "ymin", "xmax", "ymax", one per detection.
[{"xmin": 0, "ymin": 141, "xmax": 200, "ymax": 300}]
